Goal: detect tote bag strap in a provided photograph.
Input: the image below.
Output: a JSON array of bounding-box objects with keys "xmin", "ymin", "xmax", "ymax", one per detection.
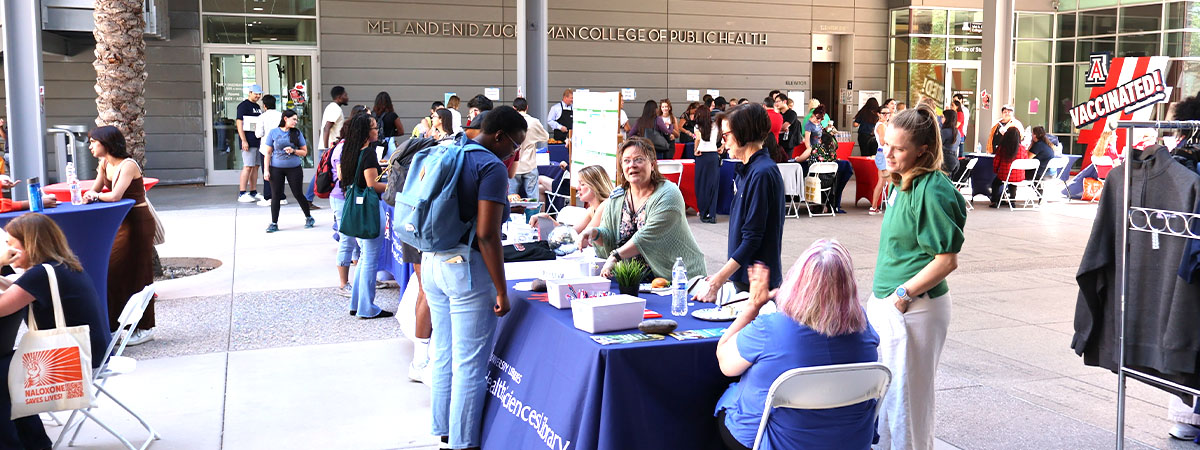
[{"xmin": 28, "ymin": 264, "xmax": 67, "ymax": 331}]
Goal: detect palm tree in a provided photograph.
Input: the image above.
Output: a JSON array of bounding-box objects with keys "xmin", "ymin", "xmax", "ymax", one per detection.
[{"xmin": 92, "ymin": 0, "xmax": 147, "ymax": 165}]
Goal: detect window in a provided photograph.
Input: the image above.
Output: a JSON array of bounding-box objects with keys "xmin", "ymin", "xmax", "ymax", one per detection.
[
  {"xmin": 949, "ymin": 38, "xmax": 984, "ymax": 61},
  {"xmin": 1077, "ymin": 38, "xmax": 1116, "ymax": 60},
  {"xmin": 892, "ymin": 38, "xmax": 909, "ymax": 61},
  {"xmin": 204, "ymin": 16, "xmax": 317, "ymax": 45},
  {"xmin": 892, "ymin": 10, "xmax": 911, "ymax": 35},
  {"xmin": 1173, "ymin": 61, "xmax": 1200, "ymax": 103},
  {"xmin": 1056, "ymin": 41, "xmax": 1076, "ymax": 63},
  {"xmin": 1015, "ymin": 66, "xmax": 1051, "ymax": 127},
  {"xmin": 908, "ymin": 37, "xmax": 948, "ymax": 60},
  {"xmin": 1079, "ymin": 9, "xmax": 1119, "ymax": 36},
  {"xmin": 909, "ymin": 63, "xmax": 945, "ymax": 106},
  {"xmin": 1018, "ymin": 14, "xmax": 1054, "ymax": 39},
  {"xmin": 202, "ymin": 0, "xmax": 316, "ymax": 15},
  {"xmin": 1166, "ymin": 31, "xmax": 1200, "ymax": 57},
  {"xmin": 1017, "ymin": 41, "xmax": 1052, "ymax": 63},
  {"xmin": 1117, "ymin": 33, "xmax": 1160, "ymax": 57},
  {"xmin": 1166, "ymin": 2, "xmax": 1200, "ymax": 29},
  {"xmin": 1058, "ymin": 12, "xmax": 1077, "ymax": 38},
  {"xmin": 1120, "ymin": 4, "xmax": 1162, "ymax": 33},
  {"xmin": 891, "ymin": 63, "xmax": 909, "ymax": 104},
  {"xmin": 1077, "ymin": 0, "xmax": 1119, "ymax": 8},
  {"xmin": 950, "ymin": 10, "xmax": 984, "ymax": 36},
  {"xmin": 1053, "ymin": 66, "xmax": 1076, "ymax": 134},
  {"xmin": 911, "ymin": 9, "xmax": 947, "ymax": 35}
]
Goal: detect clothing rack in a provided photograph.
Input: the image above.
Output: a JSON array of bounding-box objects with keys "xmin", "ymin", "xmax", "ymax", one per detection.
[{"xmin": 1114, "ymin": 120, "xmax": 1200, "ymax": 449}]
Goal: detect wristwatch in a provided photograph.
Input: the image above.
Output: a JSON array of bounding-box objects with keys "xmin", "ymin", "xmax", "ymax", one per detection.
[
  {"xmin": 894, "ymin": 286, "xmax": 913, "ymax": 303},
  {"xmin": 608, "ymin": 249, "xmax": 622, "ymax": 261}
]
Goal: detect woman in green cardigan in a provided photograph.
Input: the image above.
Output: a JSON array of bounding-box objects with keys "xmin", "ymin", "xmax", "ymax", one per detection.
[{"xmin": 580, "ymin": 137, "xmax": 707, "ymax": 280}]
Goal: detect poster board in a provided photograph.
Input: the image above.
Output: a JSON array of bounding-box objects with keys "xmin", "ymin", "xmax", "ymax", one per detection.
[
  {"xmin": 859, "ymin": 90, "xmax": 883, "ymax": 110},
  {"xmin": 571, "ymin": 91, "xmax": 620, "ymax": 186}
]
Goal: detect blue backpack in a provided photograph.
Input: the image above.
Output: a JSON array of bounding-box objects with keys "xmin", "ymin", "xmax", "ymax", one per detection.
[{"xmin": 393, "ymin": 134, "xmax": 489, "ymax": 252}]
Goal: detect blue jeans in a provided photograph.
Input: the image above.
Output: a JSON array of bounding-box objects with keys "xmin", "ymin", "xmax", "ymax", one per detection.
[
  {"xmin": 350, "ymin": 219, "xmax": 384, "ymax": 317},
  {"xmin": 330, "ymin": 197, "xmax": 361, "ymax": 266},
  {"xmin": 508, "ymin": 168, "xmax": 539, "ymax": 199},
  {"xmin": 423, "ymin": 245, "xmax": 498, "ymax": 448}
]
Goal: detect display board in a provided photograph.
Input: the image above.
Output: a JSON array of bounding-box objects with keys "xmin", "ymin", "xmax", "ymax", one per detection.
[{"xmin": 570, "ymin": 91, "xmax": 620, "ymax": 185}]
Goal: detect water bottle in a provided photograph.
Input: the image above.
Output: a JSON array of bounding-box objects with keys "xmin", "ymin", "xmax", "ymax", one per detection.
[
  {"xmin": 671, "ymin": 257, "xmax": 688, "ymax": 316},
  {"xmin": 27, "ymin": 177, "xmax": 43, "ymax": 213},
  {"xmin": 974, "ymin": 142, "xmax": 982, "ymax": 154},
  {"xmin": 66, "ymin": 162, "xmax": 83, "ymax": 205}
]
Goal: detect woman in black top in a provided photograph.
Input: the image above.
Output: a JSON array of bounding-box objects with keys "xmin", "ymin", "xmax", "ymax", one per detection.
[
  {"xmin": 630, "ymin": 100, "xmax": 673, "ymax": 160},
  {"xmin": 1027, "ymin": 126, "xmax": 1057, "ymax": 179},
  {"xmin": 854, "ymin": 97, "xmax": 881, "ymax": 156},
  {"xmin": 940, "ymin": 109, "xmax": 960, "ymax": 174},
  {"xmin": 0, "ymin": 213, "xmax": 111, "ymax": 449},
  {"xmin": 678, "ymin": 102, "xmax": 700, "ymax": 144},
  {"xmin": 373, "ymin": 91, "xmax": 404, "ymax": 139}
]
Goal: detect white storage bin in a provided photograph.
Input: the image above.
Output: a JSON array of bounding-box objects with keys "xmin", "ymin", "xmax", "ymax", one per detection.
[
  {"xmin": 545, "ymin": 276, "xmax": 611, "ymax": 309},
  {"xmin": 571, "ymin": 294, "xmax": 646, "ymax": 333}
]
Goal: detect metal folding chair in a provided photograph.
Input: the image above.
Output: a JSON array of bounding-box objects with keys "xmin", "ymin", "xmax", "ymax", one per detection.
[
  {"xmin": 55, "ymin": 285, "xmax": 161, "ymax": 450},
  {"xmin": 544, "ymin": 169, "xmax": 572, "ymax": 217},
  {"xmin": 777, "ymin": 163, "xmax": 803, "ymax": 219},
  {"xmin": 997, "ymin": 159, "xmax": 1043, "ymax": 210},
  {"xmin": 658, "ymin": 161, "xmax": 684, "ymax": 186},
  {"xmin": 803, "ymin": 162, "xmax": 838, "ymax": 218},
  {"xmin": 1033, "ymin": 156, "xmax": 1070, "ymax": 204},
  {"xmin": 751, "ymin": 362, "xmax": 891, "ymax": 450},
  {"xmin": 952, "ymin": 157, "xmax": 978, "ymax": 210}
]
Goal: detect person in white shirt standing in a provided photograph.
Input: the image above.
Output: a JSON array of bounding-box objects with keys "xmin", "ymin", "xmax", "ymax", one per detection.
[
  {"xmin": 235, "ymin": 85, "xmax": 263, "ymax": 203},
  {"xmin": 307, "ymin": 85, "xmax": 349, "ymax": 209},
  {"xmin": 546, "ymin": 89, "xmax": 574, "ymax": 142},
  {"xmin": 254, "ymin": 95, "xmax": 285, "ymax": 206},
  {"xmin": 511, "ymin": 97, "xmax": 549, "ymax": 199}
]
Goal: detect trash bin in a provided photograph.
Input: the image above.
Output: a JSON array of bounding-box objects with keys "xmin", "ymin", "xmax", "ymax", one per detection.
[{"xmin": 47, "ymin": 124, "xmax": 93, "ymax": 183}]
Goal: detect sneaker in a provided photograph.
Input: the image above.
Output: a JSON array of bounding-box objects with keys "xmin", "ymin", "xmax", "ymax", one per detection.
[
  {"xmin": 257, "ymin": 199, "xmax": 271, "ymax": 206},
  {"xmin": 305, "ymin": 217, "xmax": 315, "ymax": 228},
  {"xmin": 376, "ymin": 280, "xmax": 395, "ymax": 289},
  {"xmin": 254, "ymin": 193, "xmax": 265, "ymax": 201},
  {"xmin": 336, "ymin": 285, "xmax": 352, "ymax": 298},
  {"xmin": 359, "ymin": 310, "xmax": 395, "ymax": 320},
  {"xmin": 281, "ymin": 199, "xmax": 289, "ymax": 205},
  {"xmin": 868, "ymin": 208, "xmax": 881, "ymax": 215},
  {"xmin": 408, "ymin": 360, "xmax": 428, "ymax": 383},
  {"xmin": 309, "ymin": 203, "xmax": 322, "ymax": 210},
  {"xmin": 266, "ymin": 223, "xmax": 279, "ymax": 233},
  {"xmin": 125, "ymin": 328, "xmax": 155, "ymax": 347},
  {"xmin": 1169, "ymin": 423, "xmax": 1200, "ymax": 440},
  {"xmin": 237, "ymin": 193, "xmax": 255, "ymax": 203}
]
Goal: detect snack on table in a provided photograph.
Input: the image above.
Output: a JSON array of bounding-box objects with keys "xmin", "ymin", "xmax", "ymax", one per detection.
[
  {"xmin": 651, "ymin": 277, "xmax": 670, "ymax": 289},
  {"xmin": 531, "ymin": 279, "xmax": 547, "ymax": 292},
  {"xmin": 638, "ymin": 319, "xmax": 678, "ymax": 335}
]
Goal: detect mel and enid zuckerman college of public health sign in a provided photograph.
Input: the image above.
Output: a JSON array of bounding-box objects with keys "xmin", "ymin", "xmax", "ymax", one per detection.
[
  {"xmin": 365, "ymin": 20, "xmax": 770, "ymax": 46},
  {"xmin": 1070, "ymin": 54, "xmax": 1169, "ymax": 129}
]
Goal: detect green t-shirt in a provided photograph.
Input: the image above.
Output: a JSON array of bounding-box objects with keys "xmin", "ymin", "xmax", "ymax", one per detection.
[{"xmin": 872, "ymin": 171, "xmax": 967, "ymax": 299}]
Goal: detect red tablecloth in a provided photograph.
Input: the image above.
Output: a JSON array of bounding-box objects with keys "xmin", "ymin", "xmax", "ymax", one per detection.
[
  {"xmin": 669, "ymin": 161, "xmax": 697, "ymax": 209},
  {"xmin": 45, "ymin": 177, "xmax": 160, "ymax": 203},
  {"xmin": 848, "ymin": 156, "xmax": 879, "ymax": 207}
]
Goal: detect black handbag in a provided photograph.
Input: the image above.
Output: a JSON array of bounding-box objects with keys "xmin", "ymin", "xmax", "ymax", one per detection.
[{"xmin": 643, "ymin": 127, "xmax": 671, "ymax": 155}]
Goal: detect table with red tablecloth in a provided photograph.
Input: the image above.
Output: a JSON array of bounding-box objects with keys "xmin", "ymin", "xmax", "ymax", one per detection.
[{"xmin": 45, "ymin": 177, "xmax": 160, "ymax": 203}]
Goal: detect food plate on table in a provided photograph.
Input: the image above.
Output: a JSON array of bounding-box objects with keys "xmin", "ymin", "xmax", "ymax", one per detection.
[
  {"xmin": 513, "ymin": 281, "xmax": 536, "ymax": 291},
  {"xmin": 692, "ymin": 305, "xmax": 739, "ymax": 321}
]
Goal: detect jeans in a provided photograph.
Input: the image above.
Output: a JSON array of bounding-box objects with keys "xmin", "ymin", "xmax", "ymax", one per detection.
[
  {"xmin": 330, "ymin": 197, "xmax": 361, "ymax": 266},
  {"xmin": 509, "ymin": 168, "xmax": 539, "ymax": 199},
  {"xmin": 423, "ymin": 245, "xmax": 498, "ymax": 449},
  {"xmin": 349, "ymin": 210, "xmax": 384, "ymax": 317}
]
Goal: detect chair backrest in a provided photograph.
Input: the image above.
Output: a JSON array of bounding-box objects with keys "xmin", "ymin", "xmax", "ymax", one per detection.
[
  {"xmin": 954, "ymin": 157, "xmax": 978, "ymax": 185},
  {"xmin": 1009, "ymin": 158, "xmax": 1041, "ymax": 171},
  {"xmin": 777, "ymin": 163, "xmax": 803, "ymax": 195},
  {"xmin": 752, "ymin": 362, "xmax": 892, "ymax": 450},
  {"xmin": 806, "ymin": 161, "xmax": 838, "ymax": 176},
  {"xmin": 658, "ymin": 161, "xmax": 684, "ymax": 175},
  {"xmin": 1046, "ymin": 156, "xmax": 1070, "ymax": 171},
  {"xmin": 556, "ymin": 206, "xmax": 590, "ymax": 227},
  {"xmin": 964, "ymin": 156, "xmax": 979, "ymax": 170},
  {"xmin": 97, "ymin": 284, "xmax": 155, "ymax": 376},
  {"xmin": 1091, "ymin": 155, "xmax": 1114, "ymax": 167}
]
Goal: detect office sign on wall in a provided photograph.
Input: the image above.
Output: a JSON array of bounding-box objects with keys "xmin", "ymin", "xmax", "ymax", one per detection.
[{"xmin": 365, "ymin": 20, "xmax": 770, "ymax": 46}]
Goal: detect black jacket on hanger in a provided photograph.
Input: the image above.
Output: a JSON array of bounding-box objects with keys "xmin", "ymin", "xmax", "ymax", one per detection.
[{"xmin": 1073, "ymin": 146, "xmax": 1200, "ymax": 394}]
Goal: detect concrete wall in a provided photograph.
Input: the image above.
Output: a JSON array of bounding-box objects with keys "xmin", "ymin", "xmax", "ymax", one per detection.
[
  {"xmin": 320, "ymin": 0, "xmax": 889, "ymax": 129},
  {"xmin": 0, "ymin": 0, "xmax": 205, "ymax": 184}
]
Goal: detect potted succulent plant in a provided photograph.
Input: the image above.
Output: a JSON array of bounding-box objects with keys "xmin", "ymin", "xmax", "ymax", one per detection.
[{"xmin": 611, "ymin": 259, "xmax": 648, "ymax": 296}]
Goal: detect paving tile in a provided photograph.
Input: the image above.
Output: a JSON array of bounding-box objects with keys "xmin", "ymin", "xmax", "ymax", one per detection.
[
  {"xmin": 228, "ymin": 287, "xmax": 403, "ymax": 352},
  {"xmin": 947, "ymin": 303, "xmax": 1025, "ymax": 332},
  {"xmin": 951, "ymin": 325, "xmax": 1097, "ymax": 377}
]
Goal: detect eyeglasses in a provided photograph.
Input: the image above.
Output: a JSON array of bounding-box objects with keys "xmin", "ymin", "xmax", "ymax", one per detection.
[
  {"xmin": 720, "ymin": 131, "xmax": 733, "ymax": 140},
  {"xmin": 500, "ymin": 131, "xmax": 520, "ymax": 151},
  {"xmin": 622, "ymin": 157, "xmax": 648, "ymax": 166}
]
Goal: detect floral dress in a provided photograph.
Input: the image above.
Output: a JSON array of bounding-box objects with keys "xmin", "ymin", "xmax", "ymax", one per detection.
[{"xmin": 617, "ymin": 194, "xmax": 652, "ymax": 281}]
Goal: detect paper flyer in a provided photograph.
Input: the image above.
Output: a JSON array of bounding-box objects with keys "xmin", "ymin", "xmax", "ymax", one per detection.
[
  {"xmin": 670, "ymin": 328, "xmax": 727, "ymax": 341},
  {"xmin": 590, "ymin": 333, "xmax": 666, "ymax": 345}
]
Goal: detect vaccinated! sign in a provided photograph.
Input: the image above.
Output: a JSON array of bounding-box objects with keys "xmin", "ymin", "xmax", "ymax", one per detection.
[{"xmin": 1069, "ymin": 56, "xmax": 1169, "ymax": 129}]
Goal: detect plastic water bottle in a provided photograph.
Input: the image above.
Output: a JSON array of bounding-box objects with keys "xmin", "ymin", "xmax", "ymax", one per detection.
[
  {"xmin": 974, "ymin": 142, "xmax": 982, "ymax": 154},
  {"xmin": 671, "ymin": 257, "xmax": 688, "ymax": 316},
  {"xmin": 27, "ymin": 177, "xmax": 43, "ymax": 212},
  {"xmin": 66, "ymin": 162, "xmax": 83, "ymax": 205}
]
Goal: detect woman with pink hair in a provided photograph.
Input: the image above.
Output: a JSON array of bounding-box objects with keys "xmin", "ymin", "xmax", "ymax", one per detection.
[{"xmin": 713, "ymin": 239, "xmax": 880, "ymax": 450}]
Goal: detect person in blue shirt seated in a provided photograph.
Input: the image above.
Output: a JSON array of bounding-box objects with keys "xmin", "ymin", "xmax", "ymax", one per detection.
[
  {"xmin": 0, "ymin": 213, "xmax": 111, "ymax": 450},
  {"xmin": 715, "ymin": 239, "xmax": 880, "ymax": 450}
]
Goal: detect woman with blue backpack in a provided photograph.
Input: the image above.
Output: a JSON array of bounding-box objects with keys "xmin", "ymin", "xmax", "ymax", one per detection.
[{"xmin": 337, "ymin": 113, "xmax": 394, "ymax": 320}]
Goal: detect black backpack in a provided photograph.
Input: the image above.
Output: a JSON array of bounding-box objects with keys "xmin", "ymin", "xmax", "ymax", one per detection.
[{"xmin": 382, "ymin": 135, "xmax": 447, "ymax": 206}]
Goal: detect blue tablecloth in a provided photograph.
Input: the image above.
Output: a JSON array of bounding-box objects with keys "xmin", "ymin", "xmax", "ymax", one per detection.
[
  {"xmin": 547, "ymin": 144, "xmax": 569, "ymax": 164},
  {"xmin": 0, "ymin": 200, "xmax": 134, "ymax": 318},
  {"xmin": 378, "ymin": 202, "xmax": 414, "ymax": 290},
  {"xmin": 481, "ymin": 281, "xmax": 732, "ymax": 450}
]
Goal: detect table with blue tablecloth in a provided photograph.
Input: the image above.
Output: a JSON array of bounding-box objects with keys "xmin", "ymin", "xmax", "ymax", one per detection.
[
  {"xmin": 0, "ymin": 200, "xmax": 134, "ymax": 319},
  {"xmin": 547, "ymin": 144, "xmax": 569, "ymax": 164},
  {"xmin": 480, "ymin": 276, "xmax": 733, "ymax": 450}
]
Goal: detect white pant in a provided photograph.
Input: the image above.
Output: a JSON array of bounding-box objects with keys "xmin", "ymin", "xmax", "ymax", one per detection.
[{"xmin": 867, "ymin": 293, "xmax": 952, "ymax": 450}]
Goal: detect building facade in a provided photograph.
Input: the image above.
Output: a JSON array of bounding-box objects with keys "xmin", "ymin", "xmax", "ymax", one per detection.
[{"xmin": 2, "ymin": 0, "xmax": 1194, "ymax": 185}]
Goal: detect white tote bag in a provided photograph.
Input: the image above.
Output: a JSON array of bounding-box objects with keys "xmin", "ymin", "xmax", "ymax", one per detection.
[{"xmin": 9, "ymin": 264, "xmax": 95, "ymax": 418}]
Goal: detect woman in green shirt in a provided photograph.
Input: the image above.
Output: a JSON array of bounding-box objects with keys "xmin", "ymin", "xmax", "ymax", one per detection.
[
  {"xmin": 868, "ymin": 105, "xmax": 967, "ymax": 450},
  {"xmin": 580, "ymin": 137, "xmax": 707, "ymax": 280}
]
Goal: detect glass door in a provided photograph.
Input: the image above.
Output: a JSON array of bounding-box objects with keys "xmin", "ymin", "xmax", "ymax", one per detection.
[
  {"xmin": 204, "ymin": 48, "xmax": 319, "ymax": 185},
  {"xmin": 948, "ymin": 63, "xmax": 980, "ymax": 152}
]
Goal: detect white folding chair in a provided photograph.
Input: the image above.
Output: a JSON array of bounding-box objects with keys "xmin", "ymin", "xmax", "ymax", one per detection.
[
  {"xmin": 777, "ymin": 163, "xmax": 803, "ymax": 219},
  {"xmin": 803, "ymin": 162, "xmax": 838, "ymax": 218},
  {"xmin": 997, "ymin": 158, "xmax": 1043, "ymax": 210},
  {"xmin": 952, "ymin": 157, "xmax": 978, "ymax": 210},
  {"xmin": 544, "ymin": 169, "xmax": 572, "ymax": 216},
  {"xmin": 1034, "ymin": 156, "xmax": 1070, "ymax": 204},
  {"xmin": 658, "ymin": 161, "xmax": 684, "ymax": 186},
  {"xmin": 555, "ymin": 205, "xmax": 590, "ymax": 228},
  {"xmin": 751, "ymin": 362, "xmax": 892, "ymax": 450},
  {"xmin": 55, "ymin": 285, "xmax": 161, "ymax": 450}
]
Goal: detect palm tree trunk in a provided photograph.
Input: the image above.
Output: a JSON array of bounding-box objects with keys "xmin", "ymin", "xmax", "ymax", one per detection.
[{"xmin": 93, "ymin": 0, "xmax": 147, "ymax": 165}]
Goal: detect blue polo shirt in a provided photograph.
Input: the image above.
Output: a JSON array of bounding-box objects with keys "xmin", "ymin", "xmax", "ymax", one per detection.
[{"xmin": 728, "ymin": 149, "xmax": 785, "ymax": 288}]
